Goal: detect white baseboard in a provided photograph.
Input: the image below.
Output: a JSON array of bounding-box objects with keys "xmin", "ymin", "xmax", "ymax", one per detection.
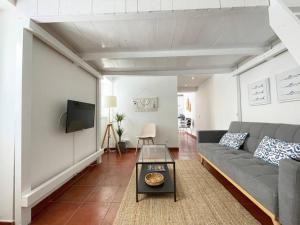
[
  {"xmin": 0, "ymin": 219, "xmax": 14, "ymax": 223},
  {"xmin": 21, "ymin": 149, "xmax": 104, "ymax": 207}
]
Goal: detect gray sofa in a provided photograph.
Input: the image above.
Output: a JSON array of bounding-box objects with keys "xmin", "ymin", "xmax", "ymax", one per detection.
[{"xmin": 197, "ymin": 121, "xmax": 300, "ymax": 225}]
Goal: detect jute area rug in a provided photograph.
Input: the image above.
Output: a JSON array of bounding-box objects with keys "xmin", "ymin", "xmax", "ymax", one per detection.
[{"xmin": 113, "ymin": 160, "xmax": 260, "ymax": 225}]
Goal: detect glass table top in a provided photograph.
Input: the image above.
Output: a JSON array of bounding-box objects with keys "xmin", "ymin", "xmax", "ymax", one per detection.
[{"xmin": 137, "ymin": 144, "xmax": 174, "ymax": 163}]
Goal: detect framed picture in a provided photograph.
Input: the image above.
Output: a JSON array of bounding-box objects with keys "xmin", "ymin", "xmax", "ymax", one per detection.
[
  {"xmin": 132, "ymin": 97, "xmax": 158, "ymax": 112},
  {"xmin": 276, "ymin": 67, "xmax": 300, "ymax": 103},
  {"xmin": 248, "ymin": 78, "xmax": 271, "ymax": 106}
]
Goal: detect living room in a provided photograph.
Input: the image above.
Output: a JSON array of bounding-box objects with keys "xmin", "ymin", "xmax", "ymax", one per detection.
[{"xmin": 1, "ymin": 0, "xmax": 300, "ymax": 225}]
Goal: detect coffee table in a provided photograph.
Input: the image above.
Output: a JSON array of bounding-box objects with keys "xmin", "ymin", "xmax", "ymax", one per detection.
[{"xmin": 136, "ymin": 144, "xmax": 176, "ymax": 202}]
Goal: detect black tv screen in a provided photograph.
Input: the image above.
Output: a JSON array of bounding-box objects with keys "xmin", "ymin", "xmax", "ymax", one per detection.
[{"xmin": 66, "ymin": 100, "xmax": 95, "ymax": 133}]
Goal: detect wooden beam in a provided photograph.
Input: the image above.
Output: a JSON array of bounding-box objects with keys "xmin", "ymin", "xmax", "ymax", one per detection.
[
  {"xmin": 231, "ymin": 42, "xmax": 287, "ymax": 76},
  {"xmin": 102, "ymin": 68, "xmax": 233, "ymax": 76},
  {"xmin": 82, "ymin": 47, "xmax": 266, "ymax": 60},
  {"xmin": 23, "ymin": 20, "xmax": 101, "ymax": 78}
]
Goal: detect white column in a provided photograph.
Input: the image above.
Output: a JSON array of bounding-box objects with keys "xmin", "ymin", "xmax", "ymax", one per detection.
[
  {"xmin": 14, "ymin": 23, "xmax": 33, "ymax": 225},
  {"xmin": 236, "ymin": 75, "xmax": 243, "ymax": 121},
  {"xmin": 96, "ymin": 77, "xmax": 102, "ymax": 164}
]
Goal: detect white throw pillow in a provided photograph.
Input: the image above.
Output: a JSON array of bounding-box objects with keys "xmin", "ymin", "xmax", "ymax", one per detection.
[{"xmin": 219, "ymin": 132, "xmax": 248, "ymax": 150}]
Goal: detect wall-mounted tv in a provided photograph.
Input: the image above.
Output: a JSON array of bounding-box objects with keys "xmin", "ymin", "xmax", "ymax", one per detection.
[{"xmin": 66, "ymin": 100, "xmax": 95, "ymax": 133}]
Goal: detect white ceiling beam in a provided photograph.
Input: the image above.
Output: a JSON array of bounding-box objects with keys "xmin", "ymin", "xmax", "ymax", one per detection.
[
  {"xmin": 269, "ymin": 0, "xmax": 300, "ymax": 65},
  {"xmin": 231, "ymin": 42, "xmax": 287, "ymax": 76},
  {"xmin": 31, "ymin": 10, "xmax": 192, "ymax": 23},
  {"xmin": 21, "ymin": 0, "xmax": 269, "ymax": 23},
  {"xmin": 178, "ymin": 87, "xmax": 198, "ymax": 92},
  {"xmin": 82, "ymin": 47, "xmax": 266, "ymax": 60},
  {"xmin": 23, "ymin": 20, "xmax": 101, "ymax": 78},
  {"xmin": 29, "ymin": 7, "xmax": 269, "ymax": 23},
  {"xmin": 102, "ymin": 68, "xmax": 233, "ymax": 76}
]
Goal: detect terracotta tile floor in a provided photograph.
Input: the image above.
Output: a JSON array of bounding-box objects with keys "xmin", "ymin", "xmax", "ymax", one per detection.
[{"xmin": 30, "ymin": 132, "xmax": 197, "ymax": 225}]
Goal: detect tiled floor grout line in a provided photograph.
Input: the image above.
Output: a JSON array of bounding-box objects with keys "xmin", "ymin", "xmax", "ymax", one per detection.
[
  {"xmin": 62, "ymin": 202, "xmax": 84, "ymax": 225},
  {"xmin": 101, "ymin": 202, "xmax": 115, "ymax": 224},
  {"xmin": 62, "ymin": 187, "xmax": 98, "ymax": 225}
]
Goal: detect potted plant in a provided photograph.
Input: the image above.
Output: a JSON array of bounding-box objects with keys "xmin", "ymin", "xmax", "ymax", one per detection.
[{"xmin": 115, "ymin": 113, "xmax": 126, "ymax": 152}]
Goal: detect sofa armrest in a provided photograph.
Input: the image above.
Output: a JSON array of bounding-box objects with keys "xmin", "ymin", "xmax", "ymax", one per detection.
[
  {"xmin": 197, "ymin": 130, "xmax": 227, "ymax": 143},
  {"xmin": 279, "ymin": 159, "xmax": 300, "ymax": 225}
]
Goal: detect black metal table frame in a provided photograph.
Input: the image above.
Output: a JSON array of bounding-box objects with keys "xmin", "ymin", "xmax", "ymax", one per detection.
[{"xmin": 135, "ymin": 160, "xmax": 176, "ymax": 202}]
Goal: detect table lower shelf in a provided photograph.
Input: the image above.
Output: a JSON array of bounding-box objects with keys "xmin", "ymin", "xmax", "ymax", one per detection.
[{"xmin": 136, "ymin": 163, "xmax": 176, "ymax": 201}]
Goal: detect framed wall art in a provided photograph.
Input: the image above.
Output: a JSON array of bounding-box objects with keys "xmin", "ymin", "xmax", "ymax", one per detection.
[
  {"xmin": 248, "ymin": 78, "xmax": 271, "ymax": 106},
  {"xmin": 132, "ymin": 97, "xmax": 159, "ymax": 112},
  {"xmin": 276, "ymin": 67, "xmax": 300, "ymax": 103}
]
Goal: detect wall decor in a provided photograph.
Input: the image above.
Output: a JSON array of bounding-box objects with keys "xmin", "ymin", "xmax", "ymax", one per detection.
[
  {"xmin": 132, "ymin": 97, "xmax": 158, "ymax": 112},
  {"xmin": 186, "ymin": 98, "xmax": 192, "ymax": 112},
  {"xmin": 276, "ymin": 67, "xmax": 300, "ymax": 102},
  {"xmin": 248, "ymin": 78, "xmax": 271, "ymax": 106}
]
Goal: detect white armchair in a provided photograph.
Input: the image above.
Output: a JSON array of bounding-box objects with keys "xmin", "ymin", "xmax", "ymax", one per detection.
[{"xmin": 136, "ymin": 123, "xmax": 156, "ymax": 152}]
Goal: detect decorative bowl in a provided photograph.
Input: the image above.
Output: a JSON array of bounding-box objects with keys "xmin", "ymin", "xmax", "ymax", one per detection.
[{"xmin": 145, "ymin": 172, "xmax": 164, "ymax": 186}]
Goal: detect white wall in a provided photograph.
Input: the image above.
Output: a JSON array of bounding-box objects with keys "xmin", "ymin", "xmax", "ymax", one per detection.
[
  {"xmin": 0, "ymin": 8, "xmax": 18, "ymax": 222},
  {"xmin": 195, "ymin": 74, "xmax": 238, "ymax": 130},
  {"xmin": 195, "ymin": 51, "xmax": 300, "ymax": 132},
  {"xmin": 109, "ymin": 76, "xmax": 178, "ymax": 148},
  {"xmin": 240, "ymin": 51, "xmax": 300, "ymax": 124},
  {"xmin": 195, "ymin": 79, "xmax": 212, "ymax": 130},
  {"xmin": 29, "ymin": 37, "xmax": 97, "ymax": 188},
  {"xmin": 0, "ymin": 7, "xmax": 99, "ymax": 224}
]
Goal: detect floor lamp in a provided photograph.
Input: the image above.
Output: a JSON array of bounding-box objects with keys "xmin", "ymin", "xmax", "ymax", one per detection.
[{"xmin": 101, "ymin": 96, "xmax": 121, "ymax": 155}]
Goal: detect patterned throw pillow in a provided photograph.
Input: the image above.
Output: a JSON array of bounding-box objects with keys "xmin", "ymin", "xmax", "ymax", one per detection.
[
  {"xmin": 254, "ymin": 136, "xmax": 300, "ymax": 166},
  {"xmin": 219, "ymin": 132, "xmax": 248, "ymax": 150}
]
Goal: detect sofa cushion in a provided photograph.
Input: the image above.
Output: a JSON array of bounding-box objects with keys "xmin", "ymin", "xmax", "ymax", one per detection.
[
  {"xmin": 219, "ymin": 132, "xmax": 248, "ymax": 150},
  {"xmin": 234, "ymin": 162, "xmax": 278, "ymax": 214},
  {"xmin": 212, "ymin": 150, "xmax": 253, "ymax": 177},
  {"xmin": 198, "ymin": 143, "xmax": 231, "ymax": 161},
  {"xmin": 213, "ymin": 153, "xmax": 279, "ymax": 214}
]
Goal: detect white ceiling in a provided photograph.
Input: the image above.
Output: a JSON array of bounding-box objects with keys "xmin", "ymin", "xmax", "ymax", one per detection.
[
  {"xmin": 42, "ymin": 7, "xmax": 276, "ymax": 88},
  {"xmin": 44, "ymin": 8, "xmax": 274, "ymax": 53},
  {"xmin": 177, "ymin": 75, "xmax": 211, "ymax": 89}
]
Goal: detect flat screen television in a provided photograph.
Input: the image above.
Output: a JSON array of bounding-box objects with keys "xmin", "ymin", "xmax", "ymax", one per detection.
[{"xmin": 66, "ymin": 100, "xmax": 95, "ymax": 133}]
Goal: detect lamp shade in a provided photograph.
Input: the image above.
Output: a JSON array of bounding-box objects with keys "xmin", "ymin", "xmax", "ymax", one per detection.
[{"xmin": 104, "ymin": 96, "xmax": 117, "ymax": 108}]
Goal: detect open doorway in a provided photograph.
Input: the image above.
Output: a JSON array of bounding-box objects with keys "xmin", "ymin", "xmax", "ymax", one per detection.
[{"xmin": 178, "ymin": 92, "xmax": 196, "ymax": 136}]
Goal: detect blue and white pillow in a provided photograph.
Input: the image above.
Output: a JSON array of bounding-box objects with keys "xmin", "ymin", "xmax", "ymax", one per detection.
[
  {"xmin": 219, "ymin": 132, "xmax": 248, "ymax": 150},
  {"xmin": 254, "ymin": 136, "xmax": 300, "ymax": 166}
]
